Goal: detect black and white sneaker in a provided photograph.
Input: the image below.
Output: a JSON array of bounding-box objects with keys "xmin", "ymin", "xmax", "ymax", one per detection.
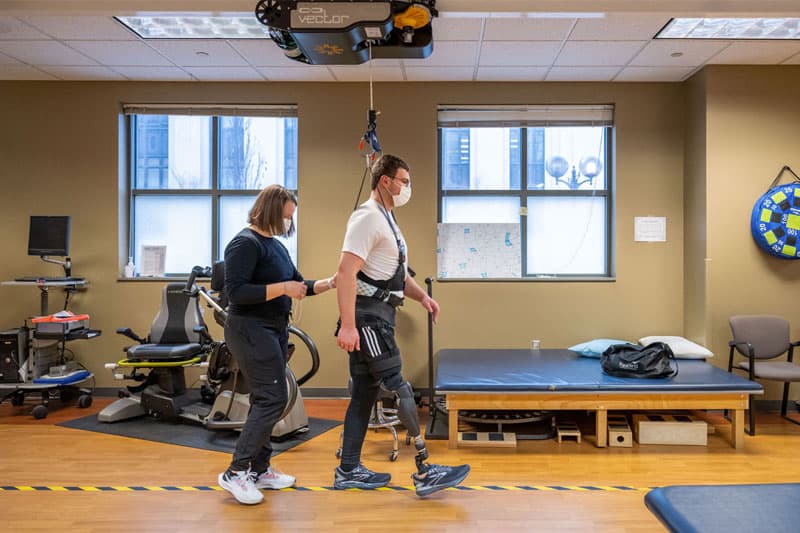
[
  {"xmin": 412, "ymin": 463, "xmax": 471, "ymax": 497},
  {"xmin": 333, "ymin": 463, "xmax": 391, "ymax": 490}
]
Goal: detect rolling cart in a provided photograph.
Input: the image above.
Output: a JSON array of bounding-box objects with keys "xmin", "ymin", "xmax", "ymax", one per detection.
[{"xmin": 0, "ymin": 323, "xmax": 100, "ymax": 419}]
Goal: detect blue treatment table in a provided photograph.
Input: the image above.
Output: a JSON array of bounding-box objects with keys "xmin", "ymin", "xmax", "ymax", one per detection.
[
  {"xmin": 645, "ymin": 484, "xmax": 800, "ymax": 533},
  {"xmin": 435, "ymin": 349, "xmax": 763, "ymax": 449}
]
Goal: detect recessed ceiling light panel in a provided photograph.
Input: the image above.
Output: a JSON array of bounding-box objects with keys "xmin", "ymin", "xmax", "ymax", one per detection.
[
  {"xmin": 656, "ymin": 18, "xmax": 800, "ymax": 40},
  {"xmin": 116, "ymin": 14, "xmax": 271, "ymax": 39}
]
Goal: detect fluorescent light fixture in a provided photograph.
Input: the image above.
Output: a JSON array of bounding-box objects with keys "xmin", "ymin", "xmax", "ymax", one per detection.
[
  {"xmin": 115, "ymin": 14, "xmax": 271, "ymax": 39},
  {"xmin": 656, "ymin": 18, "xmax": 800, "ymax": 39}
]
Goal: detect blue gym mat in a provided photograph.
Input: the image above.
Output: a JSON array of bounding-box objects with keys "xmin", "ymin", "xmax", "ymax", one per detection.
[{"xmin": 645, "ymin": 483, "xmax": 800, "ymax": 533}]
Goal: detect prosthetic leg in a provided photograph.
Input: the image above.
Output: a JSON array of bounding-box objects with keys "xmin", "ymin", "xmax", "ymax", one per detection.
[{"xmin": 382, "ymin": 375, "xmax": 429, "ymax": 475}]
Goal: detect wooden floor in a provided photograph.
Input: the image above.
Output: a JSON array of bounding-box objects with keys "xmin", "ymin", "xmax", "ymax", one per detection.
[{"xmin": 2, "ymin": 398, "xmax": 800, "ymax": 532}]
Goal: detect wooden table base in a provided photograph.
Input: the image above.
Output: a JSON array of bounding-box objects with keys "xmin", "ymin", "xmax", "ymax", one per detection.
[{"xmin": 446, "ymin": 391, "xmax": 751, "ymax": 449}]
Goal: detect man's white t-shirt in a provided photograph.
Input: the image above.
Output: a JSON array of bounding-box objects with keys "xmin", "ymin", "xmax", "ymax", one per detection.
[{"xmin": 342, "ymin": 198, "xmax": 408, "ymax": 291}]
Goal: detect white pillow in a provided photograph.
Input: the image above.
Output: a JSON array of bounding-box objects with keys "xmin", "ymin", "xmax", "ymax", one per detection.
[
  {"xmin": 638, "ymin": 335, "xmax": 713, "ymax": 359},
  {"xmin": 569, "ymin": 339, "xmax": 635, "ymax": 358}
]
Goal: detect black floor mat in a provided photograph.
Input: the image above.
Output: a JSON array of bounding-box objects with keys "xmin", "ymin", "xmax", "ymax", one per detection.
[{"xmin": 57, "ymin": 413, "xmax": 341, "ymax": 455}]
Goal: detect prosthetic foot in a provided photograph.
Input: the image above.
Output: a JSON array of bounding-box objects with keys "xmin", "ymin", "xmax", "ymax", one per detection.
[
  {"xmin": 410, "ymin": 435, "xmax": 470, "ymax": 497},
  {"xmin": 389, "ymin": 379, "xmax": 471, "ymax": 496}
]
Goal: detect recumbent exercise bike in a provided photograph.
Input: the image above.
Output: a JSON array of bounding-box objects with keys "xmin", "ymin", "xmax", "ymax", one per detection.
[{"xmin": 98, "ymin": 263, "xmax": 319, "ymax": 439}]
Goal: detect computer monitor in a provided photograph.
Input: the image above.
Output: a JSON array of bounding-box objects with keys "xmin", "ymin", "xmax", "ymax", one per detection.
[{"xmin": 28, "ymin": 216, "xmax": 70, "ymax": 257}]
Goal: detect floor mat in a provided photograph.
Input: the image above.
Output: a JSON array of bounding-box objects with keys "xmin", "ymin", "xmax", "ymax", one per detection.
[{"xmin": 57, "ymin": 413, "xmax": 341, "ymax": 455}]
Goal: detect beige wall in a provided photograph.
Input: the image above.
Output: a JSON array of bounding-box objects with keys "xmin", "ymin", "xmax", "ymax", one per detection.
[
  {"xmin": 702, "ymin": 66, "xmax": 800, "ymax": 400},
  {"xmin": 683, "ymin": 70, "xmax": 709, "ymax": 345},
  {"xmin": 0, "ymin": 81, "xmax": 686, "ymax": 390}
]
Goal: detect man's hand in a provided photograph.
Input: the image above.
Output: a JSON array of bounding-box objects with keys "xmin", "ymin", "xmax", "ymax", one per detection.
[
  {"xmin": 337, "ymin": 325, "xmax": 360, "ymax": 352},
  {"xmin": 421, "ymin": 295, "xmax": 440, "ymax": 324}
]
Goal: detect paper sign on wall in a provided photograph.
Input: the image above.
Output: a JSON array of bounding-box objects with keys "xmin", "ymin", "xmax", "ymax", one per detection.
[
  {"xmin": 634, "ymin": 217, "xmax": 667, "ymax": 242},
  {"xmin": 140, "ymin": 245, "xmax": 167, "ymax": 276}
]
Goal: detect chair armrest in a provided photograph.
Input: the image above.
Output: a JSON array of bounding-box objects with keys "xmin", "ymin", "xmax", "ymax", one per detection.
[
  {"xmin": 116, "ymin": 327, "xmax": 145, "ymax": 344},
  {"xmin": 192, "ymin": 325, "xmax": 214, "ymax": 345},
  {"xmin": 728, "ymin": 340, "xmax": 755, "ymax": 378},
  {"xmin": 729, "ymin": 340, "xmax": 754, "ymax": 355},
  {"xmin": 790, "ymin": 340, "xmax": 800, "ymax": 347}
]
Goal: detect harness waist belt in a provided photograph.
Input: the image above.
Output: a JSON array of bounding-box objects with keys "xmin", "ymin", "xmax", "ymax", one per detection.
[{"xmin": 356, "ymin": 279, "xmax": 404, "ymax": 307}]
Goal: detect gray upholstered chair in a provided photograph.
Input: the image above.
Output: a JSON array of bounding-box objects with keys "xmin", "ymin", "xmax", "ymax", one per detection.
[{"xmin": 728, "ymin": 315, "xmax": 800, "ymax": 435}]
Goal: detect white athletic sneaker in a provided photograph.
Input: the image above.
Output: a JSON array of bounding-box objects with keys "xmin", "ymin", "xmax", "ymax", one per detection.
[
  {"xmin": 218, "ymin": 470, "xmax": 264, "ymax": 505},
  {"xmin": 254, "ymin": 466, "xmax": 296, "ymax": 490}
]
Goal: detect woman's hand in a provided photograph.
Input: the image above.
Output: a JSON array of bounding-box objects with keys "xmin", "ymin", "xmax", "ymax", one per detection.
[
  {"xmin": 284, "ymin": 280, "xmax": 307, "ymax": 299},
  {"xmin": 329, "ymin": 273, "xmax": 337, "ymax": 289}
]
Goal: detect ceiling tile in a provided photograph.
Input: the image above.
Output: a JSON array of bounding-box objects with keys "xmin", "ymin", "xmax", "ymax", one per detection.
[
  {"xmin": 570, "ymin": 14, "xmax": 672, "ymax": 40},
  {"xmin": 147, "ymin": 40, "xmax": 248, "ymax": 67},
  {"xmin": 479, "ymin": 41, "xmax": 562, "ymax": 66},
  {"xmin": 405, "ymin": 66, "xmax": 474, "ymax": 81},
  {"xmin": 476, "ymin": 66, "xmax": 548, "ymax": 81},
  {"xmin": 185, "ymin": 66, "xmax": 265, "ymax": 81},
  {"xmin": 39, "ymin": 65, "xmax": 126, "ymax": 80},
  {"xmin": 0, "ymin": 41, "xmax": 96, "ymax": 66},
  {"xmin": 0, "ymin": 65, "xmax": 56, "ymax": 80},
  {"xmin": 21, "ymin": 16, "xmax": 137, "ymax": 40},
  {"xmin": 0, "ymin": 17, "xmax": 50, "ymax": 40},
  {"xmin": 328, "ymin": 65, "xmax": 404, "ymax": 81},
  {"xmin": 0, "ymin": 51, "xmax": 22, "ymax": 65},
  {"xmin": 403, "ymin": 41, "xmax": 478, "ymax": 67},
  {"xmin": 257, "ymin": 66, "xmax": 335, "ymax": 81},
  {"xmin": 629, "ymin": 40, "xmax": 728, "ymax": 67},
  {"xmin": 708, "ymin": 42, "xmax": 800, "ymax": 64},
  {"xmin": 368, "ymin": 58, "xmax": 403, "ymax": 67},
  {"xmin": 546, "ymin": 66, "xmax": 621, "ymax": 81},
  {"xmin": 431, "ymin": 17, "xmax": 482, "ymax": 41},
  {"xmin": 229, "ymin": 40, "xmax": 297, "ymax": 67},
  {"xmin": 483, "ymin": 18, "xmax": 574, "ymax": 41},
  {"xmin": 112, "ymin": 66, "xmax": 193, "ymax": 81},
  {"xmin": 68, "ymin": 41, "xmax": 172, "ymax": 66},
  {"xmin": 555, "ymin": 41, "xmax": 645, "ymax": 66},
  {"xmin": 615, "ymin": 66, "xmax": 696, "ymax": 82}
]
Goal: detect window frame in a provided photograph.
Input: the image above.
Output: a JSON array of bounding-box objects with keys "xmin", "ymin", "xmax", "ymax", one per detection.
[
  {"xmin": 125, "ymin": 113, "xmax": 298, "ymax": 277},
  {"xmin": 437, "ymin": 126, "xmax": 615, "ymax": 281}
]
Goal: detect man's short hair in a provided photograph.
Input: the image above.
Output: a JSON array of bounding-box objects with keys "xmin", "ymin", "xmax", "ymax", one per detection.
[{"xmin": 371, "ymin": 154, "xmax": 410, "ymax": 190}]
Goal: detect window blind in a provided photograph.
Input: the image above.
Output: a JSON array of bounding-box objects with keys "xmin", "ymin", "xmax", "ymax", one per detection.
[
  {"xmin": 437, "ymin": 104, "xmax": 614, "ymax": 128},
  {"xmin": 122, "ymin": 103, "xmax": 297, "ymax": 117}
]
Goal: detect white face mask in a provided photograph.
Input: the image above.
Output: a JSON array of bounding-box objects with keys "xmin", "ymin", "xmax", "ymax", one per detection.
[
  {"xmin": 283, "ymin": 218, "xmax": 293, "ymax": 234},
  {"xmin": 392, "ymin": 184, "xmax": 411, "ymax": 207}
]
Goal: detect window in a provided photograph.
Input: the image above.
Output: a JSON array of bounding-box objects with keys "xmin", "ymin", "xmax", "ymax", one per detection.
[
  {"xmin": 437, "ymin": 105, "xmax": 614, "ymax": 279},
  {"xmin": 125, "ymin": 105, "xmax": 298, "ymax": 275}
]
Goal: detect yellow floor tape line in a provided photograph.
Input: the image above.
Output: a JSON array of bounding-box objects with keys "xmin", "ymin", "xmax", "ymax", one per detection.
[{"xmin": 0, "ymin": 484, "xmax": 651, "ymax": 493}]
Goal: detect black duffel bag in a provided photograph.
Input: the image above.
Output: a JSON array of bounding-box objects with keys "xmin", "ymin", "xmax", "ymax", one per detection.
[{"xmin": 601, "ymin": 341, "xmax": 678, "ymax": 378}]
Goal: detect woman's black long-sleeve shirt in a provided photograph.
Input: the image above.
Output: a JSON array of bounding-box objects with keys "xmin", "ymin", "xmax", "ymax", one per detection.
[{"xmin": 224, "ymin": 228, "xmax": 315, "ymax": 320}]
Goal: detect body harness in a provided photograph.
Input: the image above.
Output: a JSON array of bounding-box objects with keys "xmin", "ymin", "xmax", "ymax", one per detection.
[{"xmin": 355, "ymin": 205, "xmax": 406, "ymax": 307}]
